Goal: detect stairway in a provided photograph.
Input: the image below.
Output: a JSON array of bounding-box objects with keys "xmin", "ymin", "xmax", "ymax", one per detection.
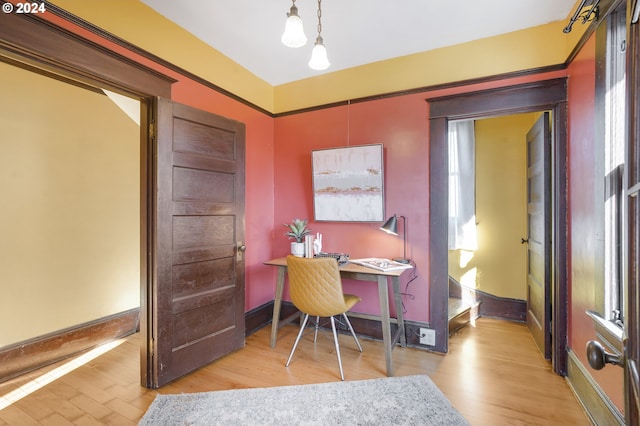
[{"xmin": 448, "ymin": 297, "xmax": 480, "ymax": 336}]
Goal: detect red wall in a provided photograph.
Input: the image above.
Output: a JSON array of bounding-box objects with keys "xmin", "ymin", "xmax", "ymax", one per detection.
[
  {"xmin": 42, "ymin": 12, "xmax": 277, "ymax": 312},
  {"xmin": 273, "ymin": 72, "xmax": 567, "ymax": 321},
  {"xmin": 567, "ymin": 35, "xmax": 624, "ymax": 409},
  {"xmin": 274, "ymin": 97, "xmax": 431, "ymax": 319}
]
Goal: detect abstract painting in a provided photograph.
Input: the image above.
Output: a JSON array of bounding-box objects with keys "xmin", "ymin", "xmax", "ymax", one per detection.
[{"xmin": 312, "ymin": 144, "xmax": 384, "ymax": 222}]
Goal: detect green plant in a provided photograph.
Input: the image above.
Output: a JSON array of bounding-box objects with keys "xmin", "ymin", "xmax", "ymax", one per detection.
[{"xmin": 284, "ymin": 218, "xmax": 311, "ymax": 243}]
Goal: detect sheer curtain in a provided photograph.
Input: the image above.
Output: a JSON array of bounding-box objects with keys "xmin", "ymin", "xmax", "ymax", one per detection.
[{"xmin": 448, "ymin": 120, "xmax": 477, "ymax": 250}]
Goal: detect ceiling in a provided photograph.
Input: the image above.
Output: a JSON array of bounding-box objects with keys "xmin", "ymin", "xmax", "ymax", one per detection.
[{"xmin": 140, "ymin": 0, "xmax": 578, "ymax": 86}]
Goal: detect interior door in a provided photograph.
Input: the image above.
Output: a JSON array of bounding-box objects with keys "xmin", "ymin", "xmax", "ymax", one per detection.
[
  {"xmin": 143, "ymin": 98, "xmax": 246, "ymax": 388},
  {"xmin": 525, "ymin": 112, "xmax": 552, "ymax": 359}
]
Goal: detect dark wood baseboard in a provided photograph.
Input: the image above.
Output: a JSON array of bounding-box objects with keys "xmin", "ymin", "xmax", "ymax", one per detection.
[
  {"xmin": 449, "ymin": 276, "xmax": 526, "ymax": 322},
  {"xmin": 566, "ymin": 349, "xmax": 624, "ymax": 425},
  {"xmin": 0, "ymin": 308, "xmax": 139, "ymax": 383},
  {"xmin": 3, "ymin": 301, "xmax": 434, "ymax": 383},
  {"xmin": 245, "ymin": 301, "xmax": 299, "ymax": 337},
  {"xmin": 248, "ymin": 300, "xmax": 435, "ymax": 349}
]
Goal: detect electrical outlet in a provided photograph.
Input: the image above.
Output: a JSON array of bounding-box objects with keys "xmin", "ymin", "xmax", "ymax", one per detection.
[{"xmin": 419, "ymin": 327, "xmax": 436, "ymax": 346}]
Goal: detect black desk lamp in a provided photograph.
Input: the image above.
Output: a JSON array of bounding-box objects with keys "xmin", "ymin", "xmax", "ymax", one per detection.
[{"xmin": 379, "ymin": 214, "xmax": 410, "ymax": 264}]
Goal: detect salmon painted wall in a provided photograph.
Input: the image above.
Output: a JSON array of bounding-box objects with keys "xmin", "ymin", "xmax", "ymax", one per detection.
[
  {"xmin": 40, "ymin": 11, "xmax": 277, "ymax": 313},
  {"xmin": 567, "ymin": 34, "xmax": 623, "ymax": 410},
  {"xmin": 274, "ymin": 97, "xmax": 430, "ymax": 321},
  {"xmin": 273, "ymin": 71, "xmax": 566, "ymax": 322}
]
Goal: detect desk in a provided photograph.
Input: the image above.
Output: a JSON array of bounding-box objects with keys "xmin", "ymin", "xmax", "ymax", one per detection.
[{"xmin": 264, "ymin": 257, "xmax": 410, "ymax": 376}]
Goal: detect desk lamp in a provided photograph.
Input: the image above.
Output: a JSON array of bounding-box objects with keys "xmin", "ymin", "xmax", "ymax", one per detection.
[{"xmin": 379, "ymin": 215, "xmax": 410, "ymax": 264}]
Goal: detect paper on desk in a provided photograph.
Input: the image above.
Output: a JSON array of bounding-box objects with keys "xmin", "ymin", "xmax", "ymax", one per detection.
[{"xmin": 349, "ymin": 258, "xmax": 413, "ymax": 272}]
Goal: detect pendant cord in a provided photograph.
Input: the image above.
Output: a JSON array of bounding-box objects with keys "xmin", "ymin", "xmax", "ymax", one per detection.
[{"xmin": 347, "ymin": 99, "xmax": 351, "ymax": 146}]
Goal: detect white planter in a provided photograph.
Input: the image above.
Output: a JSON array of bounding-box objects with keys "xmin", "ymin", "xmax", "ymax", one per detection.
[{"xmin": 290, "ymin": 242, "xmax": 305, "ymax": 257}]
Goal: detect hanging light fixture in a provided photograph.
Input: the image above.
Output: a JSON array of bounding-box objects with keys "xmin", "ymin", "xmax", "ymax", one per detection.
[
  {"xmin": 281, "ymin": 0, "xmax": 307, "ymax": 48},
  {"xmin": 308, "ymin": 0, "xmax": 330, "ymax": 70}
]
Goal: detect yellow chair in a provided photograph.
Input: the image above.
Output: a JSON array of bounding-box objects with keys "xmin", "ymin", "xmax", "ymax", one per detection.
[{"xmin": 285, "ymin": 255, "xmax": 363, "ymax": 380}]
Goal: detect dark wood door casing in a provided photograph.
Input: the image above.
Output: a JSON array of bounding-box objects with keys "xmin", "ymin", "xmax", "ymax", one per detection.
[
  {"xmin": 426, "ymin": 78, "xmax": 568, "ymax": 375},
  {"xmin": 624, "ymin": 1, "xmax": 640, "ymax": 423},
  {"xmin": 0, "ymin": 5, "xmax": 174, "ymax": 98}
]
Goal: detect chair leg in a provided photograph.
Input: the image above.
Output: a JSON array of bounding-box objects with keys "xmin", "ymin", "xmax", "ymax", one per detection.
[
  {"xmin": 342, "ymin": 313, "xmax": 363, "ymax": 352},
  {"xmin": 286, "ymin": 313, "xmax": 310, "ymax": 367},
  {"xmin": 313, "ymin": 316, "xmax": 320, "ymax": 343},
  {"xmin": 330, "ymin": 316, "xmax": 345, "ymax": 381}
]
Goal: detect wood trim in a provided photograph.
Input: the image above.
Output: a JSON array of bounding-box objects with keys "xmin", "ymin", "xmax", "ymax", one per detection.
[
  {"xmin": 0, "ymin": 308, "xmax": 140, "ymax": 383},
  {"xmin": 0, "ymin": 301, "xmax": 436, "ymax": 384},
  {"xmin": 449, "ymin": 277, "xmax": 527, "ymax": 322},
  {"xmin": 566, "ymin": 349, "xmax": 625, "ymax": 425},
  {"xmin": 426, "ymin": 78, "xmax": 569, "ymax": 371},
  {"xmin": 0, "ymin": 3, "xmax": 174, "ymax": 97},
  {"xmin": 246, "ymin": 300, "xmax": 436, "ymax": 349},
  {"xmin": 274, "ymin": 64, "xmax": 567, "ymax": 118},
  {"xmin": 43, "ymin": 2, "xmax": 272, "ymax": 117},
  {"xmin": 42, "ymin": 1, "xmax": 569, "ymax": 118},
  {"xmin": 428, "ymin": 116, "xmax": 450, "ymax": 353},
  {"xmin": 427, "ymin": 78, "xmax": 568, "ymax": 119}
]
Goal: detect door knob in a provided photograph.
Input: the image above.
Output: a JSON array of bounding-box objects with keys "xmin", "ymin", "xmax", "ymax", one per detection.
[
  {"xmin": 236, "ymin": 242, "xmax": 247, "ymax": 262},
  {"xmin": 586, "ymin": 340, "xmax": 623, "ymax": 370}
]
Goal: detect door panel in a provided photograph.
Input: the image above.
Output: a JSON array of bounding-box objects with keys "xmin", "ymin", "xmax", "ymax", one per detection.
[
  {"xmin": 145, "ymin": 98, "xmax": 246, "ymax": 388},
  {"xmin": 526, "ymin": 112, "xmax": 551, "ymax": 359}
]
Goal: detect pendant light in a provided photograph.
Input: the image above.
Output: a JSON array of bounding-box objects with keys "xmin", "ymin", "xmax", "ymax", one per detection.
[
  {"xmin": 308, "ymin": 0, "xmax": 330, "ymax": 70},
  {"xmin": 281, "ymin": 0, "xmax": 307, "ymax": 48}
]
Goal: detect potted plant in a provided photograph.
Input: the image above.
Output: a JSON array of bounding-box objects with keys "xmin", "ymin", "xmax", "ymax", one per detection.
[{"xmin": 284, "ymin": 218, "xmax": 311, "ymax": 257}]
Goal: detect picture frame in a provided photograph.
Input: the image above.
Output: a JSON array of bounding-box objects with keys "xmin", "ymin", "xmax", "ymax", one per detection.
[{"xmin": 312, "ymin": 144, "xmax": 385, "ymax": 222}]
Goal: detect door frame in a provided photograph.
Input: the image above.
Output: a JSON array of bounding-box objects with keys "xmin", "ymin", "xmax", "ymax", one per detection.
[
  {"xmin": 0, "ymin": 9, "xmax": 174, "ymax": 386},
  {"xmin": 426, "ymin": 78, "xmax": 569, "ymax": 374}
]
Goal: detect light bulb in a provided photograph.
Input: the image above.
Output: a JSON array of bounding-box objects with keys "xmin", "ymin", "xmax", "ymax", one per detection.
[
  {"xmin": 308, "ymin": 38, "xmax": 330, "ymax": 70},
  {"xmin": 281, "ymin": 6, "xmax": 307, "ymax": 48}
]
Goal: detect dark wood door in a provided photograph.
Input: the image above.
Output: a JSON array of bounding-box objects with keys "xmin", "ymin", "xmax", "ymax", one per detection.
[
  {"xmin": 526, "ymin": 112, "xmax": 551, "ymax": 359},
  {"xmin": 143, "ymin": 98, "xmax": 246, "ymax": 388}
]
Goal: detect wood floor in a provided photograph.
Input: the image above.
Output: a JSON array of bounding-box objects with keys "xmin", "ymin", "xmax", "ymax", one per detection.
[{"xmin": 0, "ymin": 318, "xmax": 589, "ymax": 425}]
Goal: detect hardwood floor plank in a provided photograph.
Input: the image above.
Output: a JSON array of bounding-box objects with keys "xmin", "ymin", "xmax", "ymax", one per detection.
[{"xmin": 0, "ymin": 318, "xmax": 589, "ymax": 425}]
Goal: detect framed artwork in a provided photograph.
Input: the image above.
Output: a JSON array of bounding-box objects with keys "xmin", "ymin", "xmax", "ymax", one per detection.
[{"xmin": 312, "ymin": 144, "xmax": 385, "ymax": 222}]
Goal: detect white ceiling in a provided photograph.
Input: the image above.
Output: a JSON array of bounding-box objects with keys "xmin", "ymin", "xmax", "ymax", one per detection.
[{"xmin": 140, "ymin": 0, "xmax": 578, "ymax": 86}]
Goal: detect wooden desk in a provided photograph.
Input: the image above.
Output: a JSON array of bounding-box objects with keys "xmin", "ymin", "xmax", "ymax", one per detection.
[{"xmin": 263, "ymin": 257, "xmax": 410, "ymax": 376}]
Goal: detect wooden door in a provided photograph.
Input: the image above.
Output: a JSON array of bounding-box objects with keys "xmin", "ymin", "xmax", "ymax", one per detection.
[
  {"xmin": 525, "ymin": 112, "xmax": 552, "ymax": 359},
  {"xmin": 143, "ymin": 98, "xmax": 246, "ymax": 388}
]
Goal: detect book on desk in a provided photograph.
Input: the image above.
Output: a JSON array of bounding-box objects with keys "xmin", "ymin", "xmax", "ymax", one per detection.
[{"xmin": 349, "ymin": 258, "xmax": 413, "ymax": 272}]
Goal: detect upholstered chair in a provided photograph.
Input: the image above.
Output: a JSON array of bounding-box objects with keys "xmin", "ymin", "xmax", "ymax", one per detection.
[{"xmin": 285, "ymin": 255, "xmax": 363, "ymax": 380}]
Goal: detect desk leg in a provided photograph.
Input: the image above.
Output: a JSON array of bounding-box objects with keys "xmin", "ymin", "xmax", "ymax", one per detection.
[
  {"xmin": 377, "ymin": 275, "xmax": 394, "ymax": 376},
  {"xmin": 270, "ymin": 266, "xmax": 286, "ymax": 348},
  {"xmin": 392, "ymin": 276, "xmax": 407, "ymax": 347}
]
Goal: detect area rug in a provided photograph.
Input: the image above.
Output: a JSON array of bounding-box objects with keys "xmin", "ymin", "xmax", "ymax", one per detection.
[{"xmin": 139, "ymin": 374, "xmax": 469, "ymax": 425}]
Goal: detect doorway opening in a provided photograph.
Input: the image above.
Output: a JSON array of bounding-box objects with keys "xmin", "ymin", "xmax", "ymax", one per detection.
[
  {"xmin": 446, "ymin": 112, "xmax": 554, "ymax": 361},
  {"xmin": 427, "ymin": 78, "xmax": 568, "ymax": 375}
]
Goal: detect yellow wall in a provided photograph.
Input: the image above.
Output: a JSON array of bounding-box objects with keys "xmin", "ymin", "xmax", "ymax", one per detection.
[
  {"xmin": 51, "ymin": 0, "xmax": 586, "ymax": 114},
  {"xmin": 0, "ymin": 62, "xmax": 140, "ymax": 347},
  {"xmin": 448, "ymin": 113, "xmax": 539, "ymax": 300},
  {"xmin": 275, "ymin": 21, "xmax": 580, "ymax": 112}
]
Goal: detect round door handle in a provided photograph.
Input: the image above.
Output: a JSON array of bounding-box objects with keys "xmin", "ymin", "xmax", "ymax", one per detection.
[
  {"xmin": 238, "ymin": 245, "xmax": 247, "ymax": 252},
  {"xmin": 521, "ymin": 237, "xmax": 529, "ymax": 244},
  {"xmin": 586, "ymin": 340, "xmax": 623, "ymax": 370}
]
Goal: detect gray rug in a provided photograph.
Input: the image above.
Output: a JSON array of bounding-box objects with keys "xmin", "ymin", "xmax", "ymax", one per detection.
[{"xmin": 139, "ymin": 375, "xmax": 469, "ymax": 425}]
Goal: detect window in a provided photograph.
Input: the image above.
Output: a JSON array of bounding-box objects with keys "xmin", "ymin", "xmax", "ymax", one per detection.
[{"xmin": 595, "ymin": 6, "xmax": 626, "ymax": 326}]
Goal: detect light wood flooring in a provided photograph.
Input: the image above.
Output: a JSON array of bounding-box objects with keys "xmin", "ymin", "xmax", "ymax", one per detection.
[{"xmin": 0, "ymin": 318, "xmax": 589, "ymax": 425}]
